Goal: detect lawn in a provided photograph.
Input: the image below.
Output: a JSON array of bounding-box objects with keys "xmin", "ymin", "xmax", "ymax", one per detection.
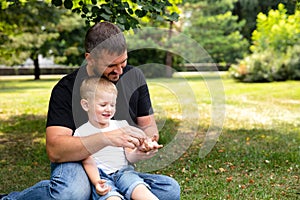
[{"xmin": 0, "ymin": 73, "xmax": 299, "ymax": 199}]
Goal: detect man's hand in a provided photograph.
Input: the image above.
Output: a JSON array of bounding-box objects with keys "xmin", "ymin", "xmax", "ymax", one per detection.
[{"xmin": 102, "ymin": 125, "xmax": 146, "ymax": 149}]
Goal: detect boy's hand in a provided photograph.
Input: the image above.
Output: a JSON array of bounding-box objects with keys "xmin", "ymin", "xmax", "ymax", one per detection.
[
  {"xmin": 125, "ymin": 135, "xmax": 163, "ymax": 163},
  {"xmin": 95, "ymin": 179, "xmax": 111, "ymax": 196},
  {"xmin": 138, "ymin": 135, "xmax": 163, "ymax": 152}
]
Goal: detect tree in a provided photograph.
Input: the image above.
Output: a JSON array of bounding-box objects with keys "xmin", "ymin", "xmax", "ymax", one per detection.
[
  {"xmin": 1, "ymin": 0, "xmax": 180, "ymax": 79},
  {"xmin": 0, "ymin": 0, "xmax": 63, "ymax": 79},
  {"xmin": 230, "ymin": 3, "xmax": 300, "ymax": 82},
  {"xmin": 233, "ymin": 0, "xmax": 297, "ymax": 41},
  {"xmin": 51, "ymin": 0, "xmax": 179, "ymax": 30},
  {"xmin": 183, "ymin": 0, "xmax": 249, "ymax": 64},
  {"xmin": 45, "ymin": 13, "xmax": 86, "ymax": 66}
]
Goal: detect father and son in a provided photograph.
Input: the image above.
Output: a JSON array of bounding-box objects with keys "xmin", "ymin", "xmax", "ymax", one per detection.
[{"xmin": 2, "ymin": 22, "xmax": 180, "ymax": 200}]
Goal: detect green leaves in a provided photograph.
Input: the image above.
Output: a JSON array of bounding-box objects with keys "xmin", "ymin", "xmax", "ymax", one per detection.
[
  {"xmin": 51, "ymin": 0, "xmax": 180, "ymax": 30},
  {"xmin": 51, "ymin": 0, "xmax": 62, "ymax": 7},
  {"xmin": 63, "ymin": 0, "xmax": 73, "ymax": 9}
]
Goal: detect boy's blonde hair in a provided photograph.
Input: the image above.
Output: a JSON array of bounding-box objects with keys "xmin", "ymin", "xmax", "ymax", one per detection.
[{"xmin": 80, "ymin": 77, "xmax": 117, "ymax": 100}]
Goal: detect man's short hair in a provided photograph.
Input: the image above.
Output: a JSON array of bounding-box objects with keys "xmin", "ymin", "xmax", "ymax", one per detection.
[{"xmin": 84, "ymin": 22, "xmax": 127, "ymax": 56}]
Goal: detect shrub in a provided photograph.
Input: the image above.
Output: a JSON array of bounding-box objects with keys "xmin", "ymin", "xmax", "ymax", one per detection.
[
  {"xmin": 231, "ymin": 4, "xmax": 300, "ymax": 82},
  {"xmin": 230, "ymin": 50, "xmax": 289, "ymax": 82},
  {"xmin": 285, "ymin": 45, "xmax": 300, "ymax": 80}
]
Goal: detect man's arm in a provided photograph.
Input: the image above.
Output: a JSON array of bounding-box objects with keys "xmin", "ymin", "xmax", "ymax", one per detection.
[
  {"xmin": 137, "ymin": 114, "xmax": 159, "ymax": 141},
  {"xmin": 46, "ymin": 125, "xmax": 146, "ymax": 163}
]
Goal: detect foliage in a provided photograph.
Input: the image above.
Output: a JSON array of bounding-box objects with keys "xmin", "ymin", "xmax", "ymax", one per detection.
[
  {"xmin": 126, "ymin": 27, "xmax": 184, "ymax": 78},
  {"xmin": 231, "ymin": 3, "xmax": 300, "ymax": 82},
  {"xmin": 232, "ymin": 0, "xmax": 297, "ymax": 41},
  {"xmin": 0, "ymin": 0, "xmax": 61, "ymax": 66},
  {"xmin": 45, "ymin": 13, "xmax": 87, "ymax": 66},
  {"xmin": 0, "ymin": 74, "xmax": 299, "ymax": 199},
  {"xmin": 51, "ymin": 0, "xmax": 180, "ymax": 30},
  {"xmin": 230, "ymin": 50, "xmax": 288, "ymax": 82},
  {"xmin": 251, "ymin": 3, "xmax": 300, "ymax": 53},
  {"xmin": 183, "ymin": 0, "xmax": 249, "ymax": 64},
  {"xmin": 285, "ymin": 44, "xmax": 300, "ymax": 80}
]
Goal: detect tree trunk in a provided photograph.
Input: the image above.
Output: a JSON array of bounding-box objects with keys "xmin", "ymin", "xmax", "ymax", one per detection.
[
  {"xmin": 33, "ymin": 57, "xmax": 40, "ymax": 80},
  {"xmin": 165, "ymin": 21, "xmax": 173, "ymax": 78}
]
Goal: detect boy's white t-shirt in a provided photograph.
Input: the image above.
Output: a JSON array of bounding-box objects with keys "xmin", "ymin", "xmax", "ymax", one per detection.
[{"xmin": 74, "ymin": 120, "xmax": 129, "ymax": 174}]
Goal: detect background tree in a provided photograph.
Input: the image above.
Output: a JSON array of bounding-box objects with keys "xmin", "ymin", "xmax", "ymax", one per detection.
[
  {"xmin": 126, "ymin": 0, "xmax": 183, "ymax": 78},
  {"xmin": 233, "ymin": 0, "xmax": 297, "ymax": 41},
  {"xmin": 52, "ymin": 0, "xmax": 181, "ymax": 77},
  {"xmin": 52, "ymin": 0, "xmax": 179, "ymax": 30},
  {"xmin": 0, "ymin": 0, "xmax": 62, "ymax": 80},
  {"xmin": 230, "ymin": 3, "xmax": 300, "ymax": 82},
  {"xmin": 1, "ymin": 0, "xmax": 180, "ymax": 79},
  {"xmin": 45, "ymin": 13, "xmax": 86, "ymax": 66},
  {"xmin": 182, "ymin": 0, "xmax": 249, "ymax": 65}
]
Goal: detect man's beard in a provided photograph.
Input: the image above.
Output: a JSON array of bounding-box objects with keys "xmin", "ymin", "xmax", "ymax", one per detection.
[
  {"xmin": 92, "ymin": 67, "xmax": 104, "ymax": 77},
  {"xmin": 92, "ymin": 67, "xmax": 119, "ymax": 82}
]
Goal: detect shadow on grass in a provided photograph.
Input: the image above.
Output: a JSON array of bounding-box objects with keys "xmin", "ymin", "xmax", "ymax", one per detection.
[{"xmin": 0, "ymin": 114, "xmax": 50, "ymax": 193}]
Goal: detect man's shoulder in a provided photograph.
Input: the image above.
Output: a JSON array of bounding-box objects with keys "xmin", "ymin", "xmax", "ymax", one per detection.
[
  {"xmin": 120, "ymin": 65, "xmax": 145, "ymax": 83},
  {"xmin": 124, "ymin": 65, "xmax": 142, "ymax": 74},
  {"xmin": 57, "ymin": 68, "xmax": 80, "ymax": 86}
]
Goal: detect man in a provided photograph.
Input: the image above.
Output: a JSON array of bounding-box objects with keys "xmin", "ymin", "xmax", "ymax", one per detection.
[{"xmin": 2, "ymin": 22, "xmax": 180, "ymax": 200}]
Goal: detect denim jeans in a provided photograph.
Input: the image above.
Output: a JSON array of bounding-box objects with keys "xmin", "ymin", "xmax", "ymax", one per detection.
[
  {"xmin": 3, "ymin": 162, "xmax": 180, "ymax": 200},
  {"xmin": 3, "ymin": 162, "xmax": 91, "ymax": 200},
  {"xmin": 92, "ymin": 165, "xmax": 150, "ymax": 200}
]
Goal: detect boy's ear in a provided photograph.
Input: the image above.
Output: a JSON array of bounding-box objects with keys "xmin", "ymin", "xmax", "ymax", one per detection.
[{"xmin": 80, "ymin": 99, "xmax": 89, "ymax": 111}]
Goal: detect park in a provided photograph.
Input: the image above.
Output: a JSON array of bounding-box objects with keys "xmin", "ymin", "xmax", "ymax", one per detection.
[{"xmin": 0, "ymin": 0, "xmax": 300, "ymax": 199}]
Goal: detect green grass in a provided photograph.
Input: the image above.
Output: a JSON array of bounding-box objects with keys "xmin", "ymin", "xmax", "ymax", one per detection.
[{"xmin": 0, "ymin": 73, "xmax": 299, "ymax": 199}]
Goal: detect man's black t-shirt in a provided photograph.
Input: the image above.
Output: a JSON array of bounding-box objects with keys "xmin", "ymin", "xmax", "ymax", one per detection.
[{"xmin": 46, "ymin": 65, "xmax": 153, "ymax": 133}]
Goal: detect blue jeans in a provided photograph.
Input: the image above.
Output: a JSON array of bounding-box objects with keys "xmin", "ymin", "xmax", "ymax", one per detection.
[
  {"xmin": 93, "ymin": 165, "xmax": 151, "ymax": 200},
  {"xmin": 3, "ymin": 162, "xmax": 91, "ymax": 200},
  {"xmin": 3, "ymin": 162, "xmax": 180, "ymax": 200}
]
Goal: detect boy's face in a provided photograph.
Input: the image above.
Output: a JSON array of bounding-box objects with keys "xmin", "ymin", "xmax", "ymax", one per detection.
[
  {"xmin": 87, "ymin": 91, "xmax": 117, "ymax": 128},
  {"xmin": 86, "ymin": 51, "xmax": 128, "ymax": 82}
]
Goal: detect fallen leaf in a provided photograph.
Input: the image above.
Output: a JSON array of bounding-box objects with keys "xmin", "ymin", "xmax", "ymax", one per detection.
[
  {"xmin": 226, "ymin": 176, "xmax": 233, "ymax": 182},
  {"xmin": 219, "ymin": 167, "xmax": 226, "ymax": 173},
  {"xmin": 239, "ymin": 184, "xmax": 246, "ymax": 189}
]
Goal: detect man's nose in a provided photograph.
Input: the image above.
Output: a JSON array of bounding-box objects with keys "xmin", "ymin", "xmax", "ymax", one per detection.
[{"xmin": 114, "ymin": 64, "xmax": 123, "ymax": 74}]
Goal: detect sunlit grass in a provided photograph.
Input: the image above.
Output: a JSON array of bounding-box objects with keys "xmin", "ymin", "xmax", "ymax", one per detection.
[{"xmin": 0, "ymin": 73, "xmax": 299, "ymax": 199}]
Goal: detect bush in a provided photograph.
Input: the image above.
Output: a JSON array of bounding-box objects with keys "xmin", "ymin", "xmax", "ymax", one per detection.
[
  {"xmin": 231, "ymin": 4, "xmax": 300, "ymax": 82},
  {"xmin": 286, "ymin": 45, "xmax": 300, "ymax": 80},
  {"xmin": 230, "ymin": 50, "xmax": 289, "ymax": 82}
]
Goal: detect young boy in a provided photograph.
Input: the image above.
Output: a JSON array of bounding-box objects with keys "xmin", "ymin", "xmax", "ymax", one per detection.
[{"xmin": 74, "ymin": 77, "xmax": 162, "ymax": 200}]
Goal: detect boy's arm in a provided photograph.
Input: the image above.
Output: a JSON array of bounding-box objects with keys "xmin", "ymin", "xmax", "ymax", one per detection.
[
  {"xmin": 82, "ymin": 156, "xmax": 101, "ymax": 186},
  {"xmin": 83, "ymin": 156, "xmax": 111, "ymax": 196}
]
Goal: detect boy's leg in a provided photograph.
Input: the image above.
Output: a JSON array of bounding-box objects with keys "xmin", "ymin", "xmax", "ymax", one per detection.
[
  {"xmin": 95, "ymin": 168, "xmax": 124, "ymax": 200},
  {"xmin": 131, "ymin": 184, "xmax": 158, "ymax": 200},
  {"xmin": 113, "ymin": 166, "xmax": 158, "ymax": 200},
  {"xmin": 137, "ymin": 173, "xmax": 180, "ymax": 200},
  {"xmin": 3, "ymin": 162, "xmax": 91, "ymax": 200}
]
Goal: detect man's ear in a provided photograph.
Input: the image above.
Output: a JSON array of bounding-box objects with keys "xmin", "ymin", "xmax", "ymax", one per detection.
[
  {"xmin": 80, "ymin": 99, "xmax": 89, "ymax": 111},
  {"xmin": 85, "ymin": 53, "xmax": 94, "ymax": 66}
]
